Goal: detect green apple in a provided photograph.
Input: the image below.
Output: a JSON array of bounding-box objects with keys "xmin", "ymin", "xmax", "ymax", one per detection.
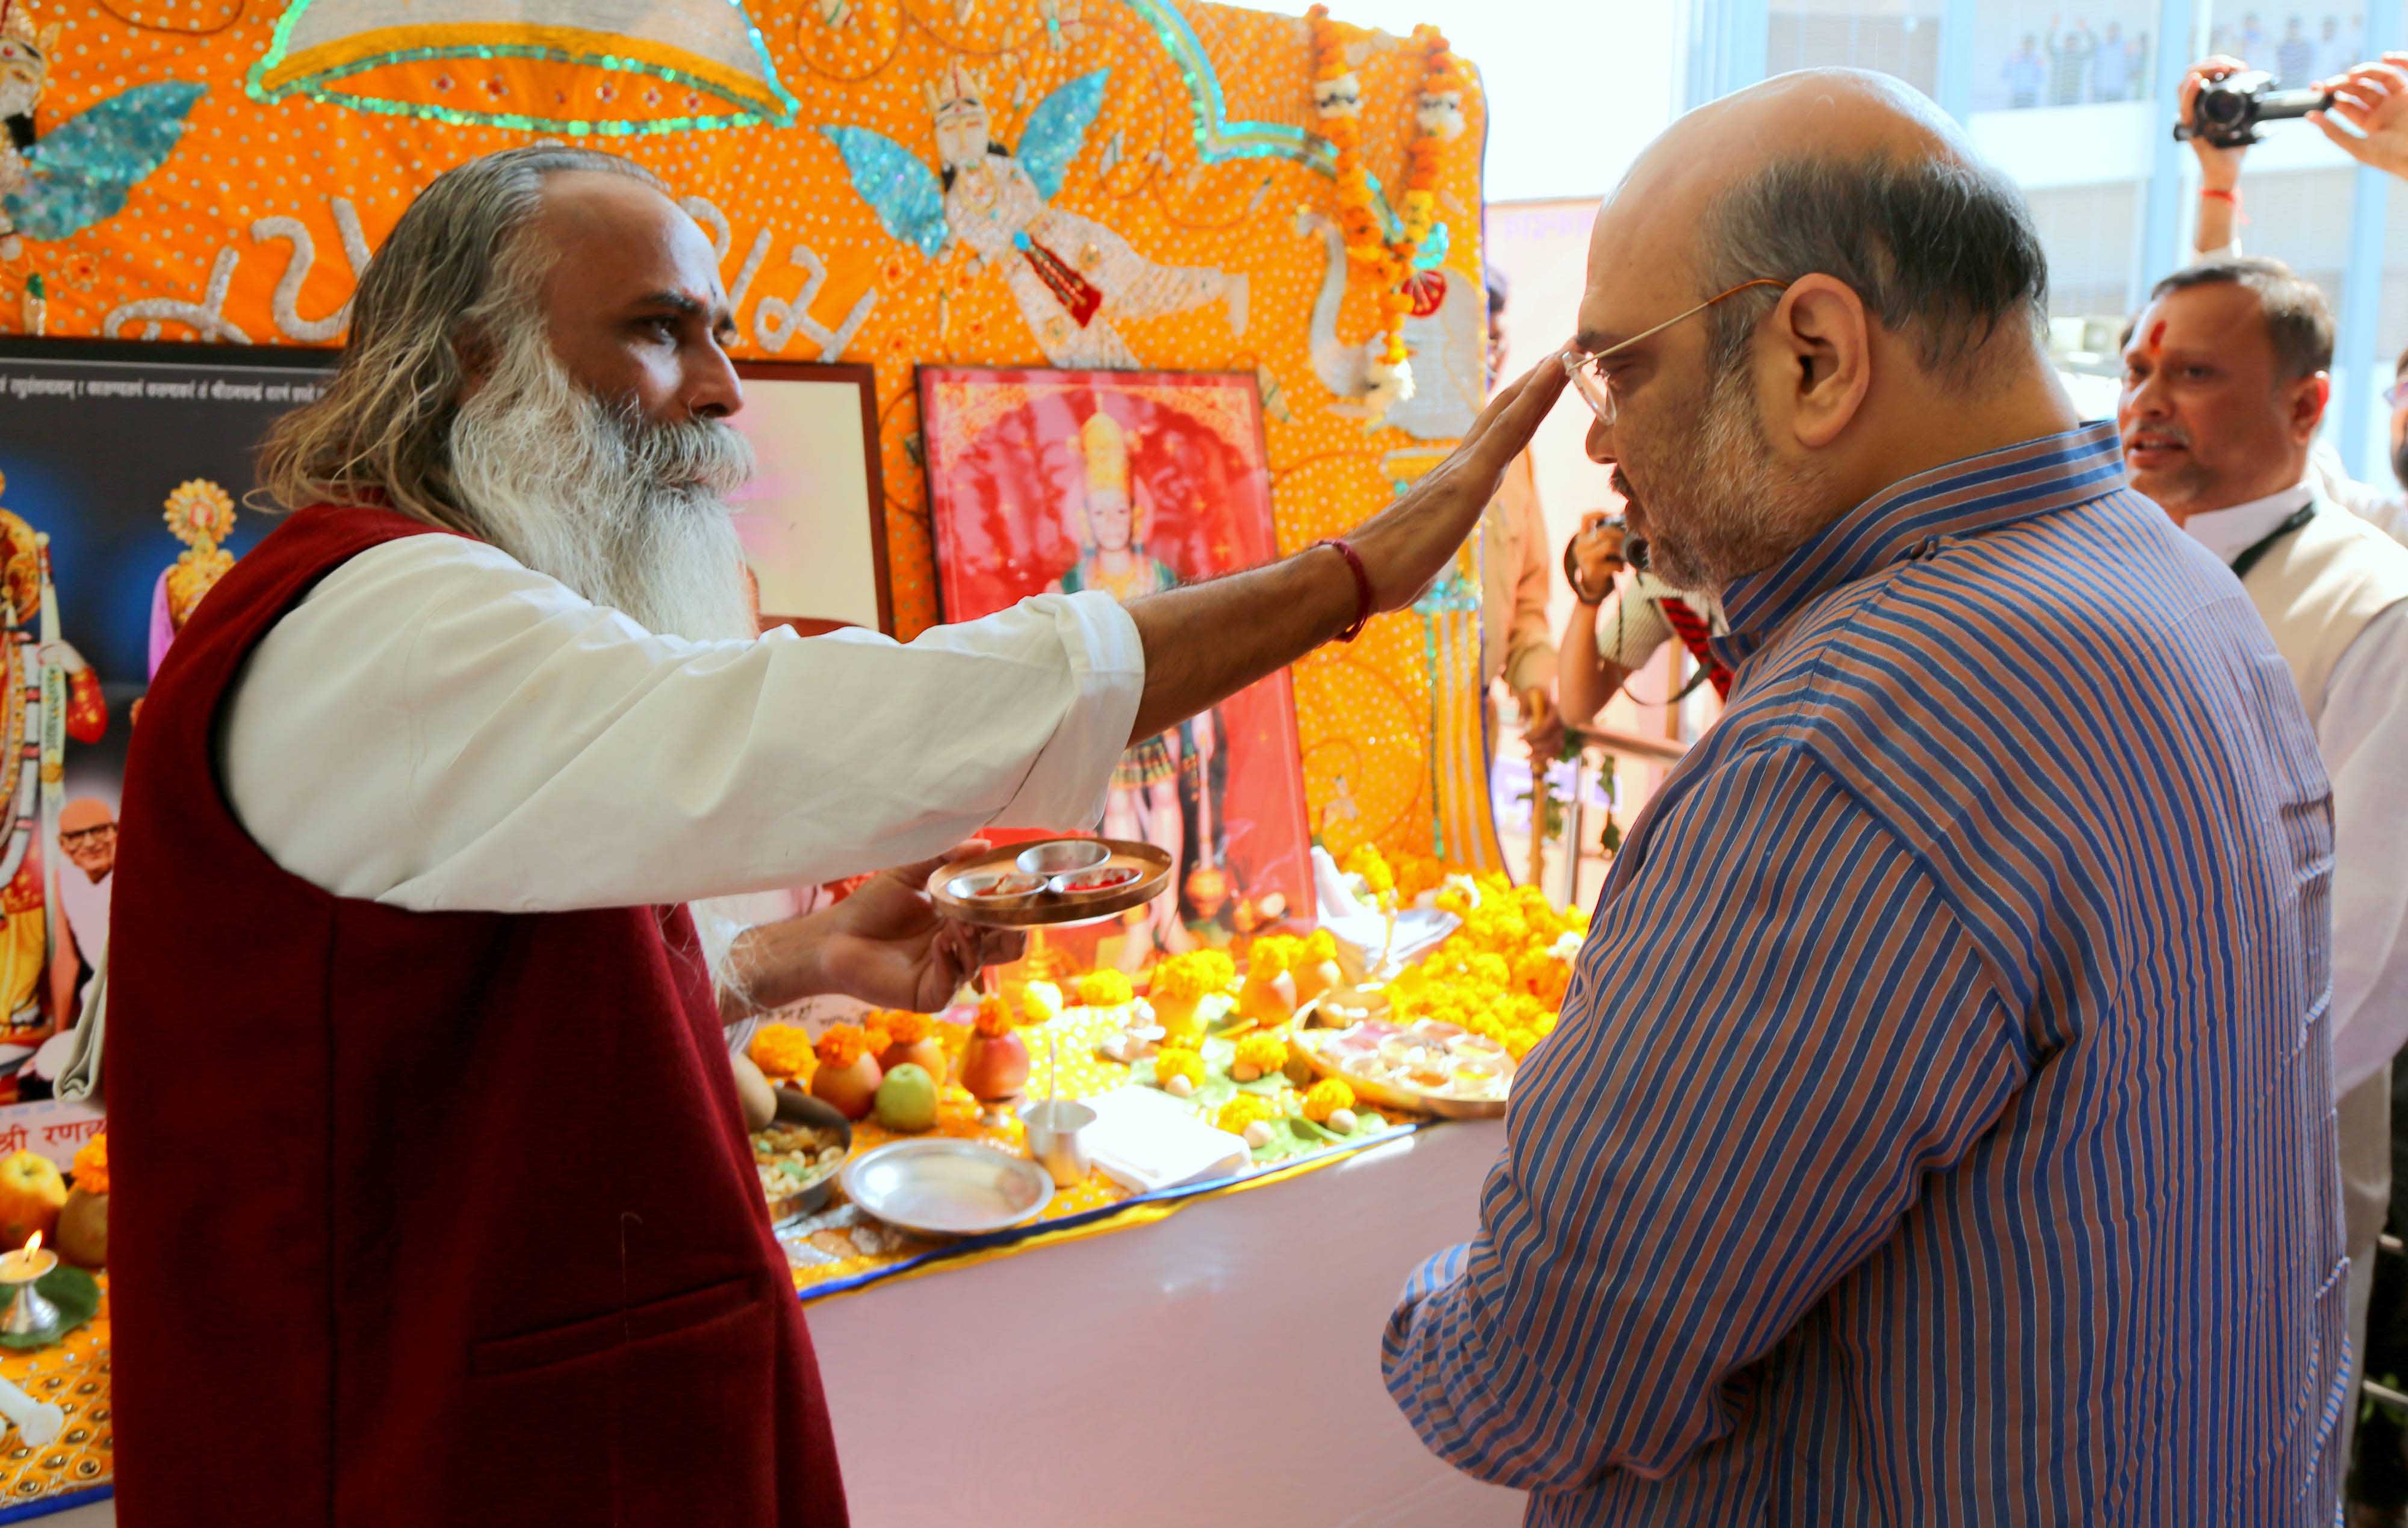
[{"xmin": 874, "ymin": 1063, "xmax": 940, "ymax": 1133}]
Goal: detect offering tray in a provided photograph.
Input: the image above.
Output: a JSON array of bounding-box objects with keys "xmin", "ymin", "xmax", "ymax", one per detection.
[
  {"xmin": 927, "ymin": 838, "xmax": 1173, "ymax": 929},
  {"xmin": 1291, "ymin": 1019, "xmax": 1514, "ymax": 1121},
  {"xmin": 840, "ymin": 1139, "xmax": 1055, "ymax": 1237}
]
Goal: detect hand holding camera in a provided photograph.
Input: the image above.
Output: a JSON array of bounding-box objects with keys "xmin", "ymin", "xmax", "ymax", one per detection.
[
  {"xmin": 1563, "ymin": 512, "xmax": 1629, "ymax": 607},
  {"xmin": 2176, "ymin": 60, "xmax": 2334, "ymax": 152}
]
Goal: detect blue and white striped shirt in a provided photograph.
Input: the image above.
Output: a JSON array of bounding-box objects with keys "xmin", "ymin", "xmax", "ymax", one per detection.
[{"xmin": 1385, "ymin": 423, "xmax": 2347, "ymax": 1524}]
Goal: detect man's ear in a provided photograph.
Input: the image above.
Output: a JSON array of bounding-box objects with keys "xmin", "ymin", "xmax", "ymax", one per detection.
[
  {"xmin": 1770, "ymin": 273, "xmax": 1873, "ymax": 451},
  {"xmin": 2292, "ymin": 369, "xmax": 2333, "ymax": 443}
]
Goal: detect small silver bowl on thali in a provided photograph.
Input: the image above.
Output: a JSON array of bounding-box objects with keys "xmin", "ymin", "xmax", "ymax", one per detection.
[
  {"xmin": 760, "ymin": 1088, "xmax": 854, "ymax": 1227},
  {"xmin": 1016, "ymin": 839, "xmax": 1112, "ymax": 879},
  {"xmin": 840, "ymin": 1138, "xmax": 1054, "ymax": 1239}
]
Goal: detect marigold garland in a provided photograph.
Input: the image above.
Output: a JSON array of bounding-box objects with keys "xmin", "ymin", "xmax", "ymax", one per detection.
[
  {"xmin": 748, "ymin": 1022, "xmax": 818, "ymax": 1080},
  {"xmin": 1386, "ymin": 874, "xmax": 1592, "ymax": 1059},
  {"xmin": 1306, "ymin": 10, "xmax": 1465, "ymax": 409}
]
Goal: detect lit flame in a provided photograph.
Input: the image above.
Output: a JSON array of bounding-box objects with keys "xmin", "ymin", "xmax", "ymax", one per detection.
[{"xmin": 19, "ymin": 1232, "xmax": 38, "ymax": 1258}]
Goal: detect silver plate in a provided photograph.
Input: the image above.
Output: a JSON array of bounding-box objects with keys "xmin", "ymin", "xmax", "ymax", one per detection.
[{"xmin": 839, "ymin": 1139, "xmax": 1055, "ymax": 1238}]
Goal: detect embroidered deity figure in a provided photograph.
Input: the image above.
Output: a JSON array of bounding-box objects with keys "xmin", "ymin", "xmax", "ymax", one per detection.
[
  {"xmin": 0, "ymin": 0, "xmax": 205, "ymax": 263},
  {"xmin": 1044, "ymin": 412, "xmax": 1215, "ymax": 967},
  {"xmin": 148, "ymin": 477, "xmax": 237, "ymax": 676},
  {"xmin": 824, "ymin": 63, "xmax": 1247, "ymax": 369}
]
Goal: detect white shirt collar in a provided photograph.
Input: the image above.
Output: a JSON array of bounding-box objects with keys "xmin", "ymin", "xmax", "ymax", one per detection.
[{"xmin": 2180, "ymin": 481, "xmax": 2315, "ymax": 564}]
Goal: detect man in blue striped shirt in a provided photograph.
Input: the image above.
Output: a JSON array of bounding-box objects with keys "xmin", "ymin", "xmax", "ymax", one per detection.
[{"xmin": 1386, "ymin": 70, "xmax": 2347, "ymax": 1523}]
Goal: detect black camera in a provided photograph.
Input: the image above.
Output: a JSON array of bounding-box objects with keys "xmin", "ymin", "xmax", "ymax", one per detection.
[{"xmin": 2176, "ymin": 70, "xmax": 2336, "ymax": 149}]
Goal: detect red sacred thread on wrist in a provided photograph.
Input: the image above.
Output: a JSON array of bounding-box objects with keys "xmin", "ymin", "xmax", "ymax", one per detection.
[
  {"xmin": 1316, "ymin": 538, "xmax": 1376, "ymax": 643},
  {"xmin": 2200, "ymin": 187, "xmax": 2240, "ymax": 205}
]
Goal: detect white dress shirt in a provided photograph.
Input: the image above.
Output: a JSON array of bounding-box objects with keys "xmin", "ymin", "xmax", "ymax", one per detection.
[
  {"xmin": 2185, "ymin": 484, "xmax": 2408, "ymax": 1095},
  {"xmin": 1591, "ymin": 574, "xmax": 1725, "ymax": 669},
  {"xmin": 219, "ymin": 534, "xmax": 1145, "ymax": 913}
]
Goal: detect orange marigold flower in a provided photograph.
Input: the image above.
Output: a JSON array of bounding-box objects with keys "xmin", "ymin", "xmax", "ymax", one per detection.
[
  {"xmin": 973, "ymin": 994, "xmax": 1019, "ymax": 1038},
  {"xmin": 815, "ymin": 1024, "xmax": 871, "ymax": 1069},
  {"xmin": 70, "ymin": 1133, "xmax": 107, "ymax": 1196},
  {"xmin": 877, "ymin": 1010, "xmax": 934, "ymax": 1045},
  {"xmin": 748, "ymin": 1023, "xmax": 817, "ymax": 1080}
]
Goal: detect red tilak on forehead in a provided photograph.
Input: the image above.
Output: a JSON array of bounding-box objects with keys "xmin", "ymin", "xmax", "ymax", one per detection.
[{"xmin": 2148, "ymin": 320, "xmax": 2168, "ymax": 354}]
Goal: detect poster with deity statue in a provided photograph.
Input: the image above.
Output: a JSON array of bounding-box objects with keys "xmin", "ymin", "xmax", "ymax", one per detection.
[{"xmin": 921, "ymin": 365, "xmax": 1311, "ymax": 973}]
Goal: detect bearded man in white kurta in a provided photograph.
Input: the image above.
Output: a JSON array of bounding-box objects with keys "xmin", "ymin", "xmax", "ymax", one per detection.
[{"xmin": 101, "ymin": 143, "xmax": 1565, "ymax": 1524}]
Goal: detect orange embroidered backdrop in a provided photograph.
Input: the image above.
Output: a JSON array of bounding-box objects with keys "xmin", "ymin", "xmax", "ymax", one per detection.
[{"xmin": 2, "ymin": 0, "xmax": 1502, "ymax": 869}]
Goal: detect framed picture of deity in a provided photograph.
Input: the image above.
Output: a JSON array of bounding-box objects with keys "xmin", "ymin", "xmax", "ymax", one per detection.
[
  {"xmin": 919, "ymin": 366, "xmax": 1313, "ymax": 973},
  {"xmin": 727, "ymin": 360, "xmax": 890, "ymax": 637}
]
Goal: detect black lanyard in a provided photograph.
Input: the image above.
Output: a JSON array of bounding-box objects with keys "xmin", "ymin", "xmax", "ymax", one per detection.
[{"xmin": 2228, "ymin": 504, "xmax": 2318, "ymax": 582}]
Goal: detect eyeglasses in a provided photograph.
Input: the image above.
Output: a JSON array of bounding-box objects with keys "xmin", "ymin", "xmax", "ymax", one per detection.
[{"xmin": 1560, "ymin": 279, "xmax": 1791, "ymax": 425}]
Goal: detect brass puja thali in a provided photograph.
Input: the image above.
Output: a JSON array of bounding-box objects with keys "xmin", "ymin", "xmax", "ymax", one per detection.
[{"xmin": 928, "ymin": 837, "xmax": 1174, "ymax": 929}]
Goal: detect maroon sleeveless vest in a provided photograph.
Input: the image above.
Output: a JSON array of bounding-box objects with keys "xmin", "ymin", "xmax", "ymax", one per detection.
[{"xmin": 107, "ymin": 505, "xmax": 846, "ymax": 1526}]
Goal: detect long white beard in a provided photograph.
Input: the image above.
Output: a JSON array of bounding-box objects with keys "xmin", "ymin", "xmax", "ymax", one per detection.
[
  {"xmin": 447, "ymin": 324, "xmax": 760, "ymax": 645},
  {"xmin": 448, "ymin": 320, "xmax": 768, "ymax": 1004}
]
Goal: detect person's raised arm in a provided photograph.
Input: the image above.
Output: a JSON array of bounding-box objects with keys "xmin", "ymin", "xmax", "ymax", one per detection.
[
  {"xmin": 2182, "ymin": 55, "xmax": 2251, "ymax": 255},
  {"xmin": 2312, "ymin": 54, "xmax": 2408, "ymax": 180},
  {"xmin": 1122, "ymin": 360, "xmax": 1566, "ymax": 741}
]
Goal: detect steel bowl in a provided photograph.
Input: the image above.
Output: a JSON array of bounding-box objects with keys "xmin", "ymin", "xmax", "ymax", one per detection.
[
  {"xmin": 759, "ymin": 1088, "xmax": 854, "ymax": 1226},
  {"xmin": 1016, "ymin": 838, "xmax": 1112, "ymax": 878}
]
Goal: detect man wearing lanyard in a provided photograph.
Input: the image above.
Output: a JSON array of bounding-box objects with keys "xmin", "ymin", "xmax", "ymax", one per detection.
[
  {"xmin": 1556, "ymin": 510, "xmax": 1732, "ymax": 732},
  {"xmin": 2120, "ymin": 255, "xmax": 2408, "ymax": 1470}
]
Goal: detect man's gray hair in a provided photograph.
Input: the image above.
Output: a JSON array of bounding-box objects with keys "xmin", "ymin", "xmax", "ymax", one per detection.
[
  {"xmin": 255, "ymin": 145, "xmax": 664, "ymax": 530},
  {"xmin": 1697, "ymin": 152, "xmax": 2051, "ymax": 386}
]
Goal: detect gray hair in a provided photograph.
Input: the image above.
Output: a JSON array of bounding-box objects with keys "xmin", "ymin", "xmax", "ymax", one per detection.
[
  {"xmin": 255, "ymin": 145, "xmax": 665, "ymax": 528},
  {"xmin": 1697, "ymin": 152, "xmax": 2050, "ymax": 386}
]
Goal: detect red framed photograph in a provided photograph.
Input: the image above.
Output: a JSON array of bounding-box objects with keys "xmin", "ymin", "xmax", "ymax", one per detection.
[{"xmin": 919, "ymin": 365, "xmax": 1312, "ymax": 970}]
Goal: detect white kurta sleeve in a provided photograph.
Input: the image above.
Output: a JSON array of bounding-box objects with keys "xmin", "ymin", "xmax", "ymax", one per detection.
[
  {"xmin": 2321, "ymin": 598, "xmax": 2408, "ymax": 1096},
  {"xmin": 218, "ymin": 534, "xmax": 1144, "ymax": 913}
]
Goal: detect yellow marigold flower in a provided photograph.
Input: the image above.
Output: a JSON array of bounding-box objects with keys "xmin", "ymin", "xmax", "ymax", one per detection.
[
  {"xmin": 1247, "ymin": 933, "xmax": 1298, "ymax": 977},
  {"xmin": 1302, "ymin": 929, "xmax": 1339, "ymax": 964},
  {"xmin": 1022, "ymin": 980, "xmax": 1064, "ymax": 1024},
  {"xmin": 1468, "ymin": 953, "xmax": 1512, "ymax": 989},
  {"xmin": 748, "ymin": 1023, "xmax": 816, "ymax": 1079},
  {"xmin": 1155, "ymin": 1047, "xmax": 1206, "ymax": 1089},
  {"xmin": 1503, "ymin": 1027, "xmax": 1538, "ymax": 1060},
  {"xmin": 815, "ymin": 1023, "xmax": 872, "ymax": 1069},
  {"xmin": 1302, "ymin": 1077, "xmax": 1356, "ymax": 1124},
  {"xmin": 1074, "ymin": 969, "xmax": 1135, "ymax": 1009},
  {"xmin": 1151, "ymin": 950, "xmax": 1236, "ymax": 1001},
  {"xmin": 1217, "ymin": 1095, "xmax": 1275, "ymax": 1135},
  {"xmin": 1234, "ymin": 1034, "xmax": 1289, "ymax": 1074},
  {"xmin": 1342, "ymin": 844, "xmax": 1395, "ymax": 897},
  {"xmin": 877, "ymin": 1009, "xmax": 934, "ymax": 1045}
]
